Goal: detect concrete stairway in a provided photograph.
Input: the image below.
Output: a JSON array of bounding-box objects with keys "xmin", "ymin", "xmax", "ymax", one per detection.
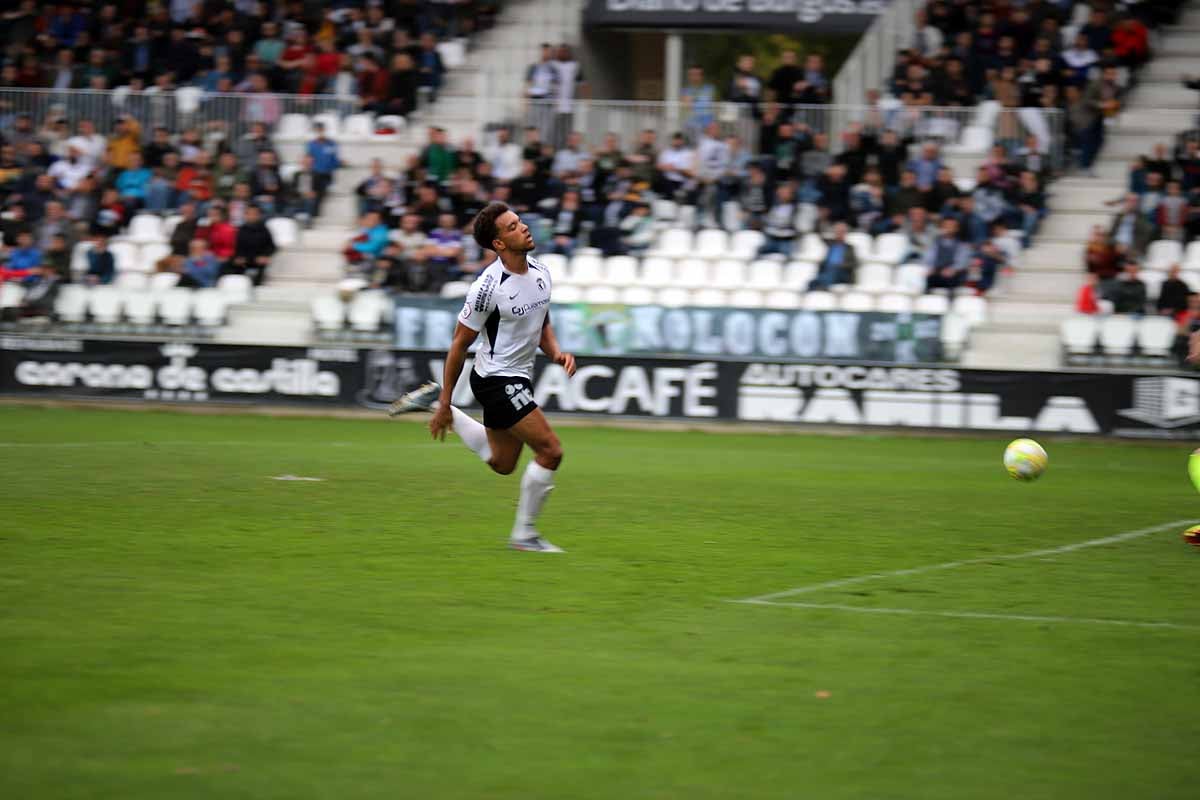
[{"xmin": 962, "ymin": 4, "xmax": 1200, "ymax": 370}]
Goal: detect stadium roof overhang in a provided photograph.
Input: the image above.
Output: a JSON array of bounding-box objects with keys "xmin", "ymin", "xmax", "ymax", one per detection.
[{"xmin": 582, "ymin": 0, "xmax": 888, "ymax": 34}]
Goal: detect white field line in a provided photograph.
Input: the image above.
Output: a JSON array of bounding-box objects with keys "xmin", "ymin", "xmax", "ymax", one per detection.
[
  {"xmin": 741, "ymin": 519, "xmax": 1199, "ymax": 604},
  {"xmin": 732, "ymin": 599, "xmax": 1200, "ymax": 631}
]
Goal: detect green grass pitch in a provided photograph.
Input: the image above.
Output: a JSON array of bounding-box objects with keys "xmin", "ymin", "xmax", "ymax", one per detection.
[{"xmin": 2, "ymin": 405, "xmax": 1199, "ymax": 799}]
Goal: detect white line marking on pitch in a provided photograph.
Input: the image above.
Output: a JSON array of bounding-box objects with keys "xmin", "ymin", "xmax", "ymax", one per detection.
[
  {"xmin": 730, "ymin": 599, "xmax": 1200, "ymax": 631},
  {"xmin": 741, "ymin": 519, "xmax": 1198, "ymax": 603},
  {"xmin": 270, "ymin": 475, "xmax": 325, "ymax": 482}
]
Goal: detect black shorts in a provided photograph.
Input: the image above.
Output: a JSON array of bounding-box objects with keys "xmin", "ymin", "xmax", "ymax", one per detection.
[{"xmin": 469, "ymin": 370, "xmax": 538, "ymax": 430}]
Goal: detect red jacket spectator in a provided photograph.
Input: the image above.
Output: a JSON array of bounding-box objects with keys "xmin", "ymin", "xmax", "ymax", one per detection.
[
  {"xmin": 1076, "ymin": 278, "xmax": 1101, "ymax": 314},
  {"xmin": 1112, "ymin": 19, "xmax": 1149, "ymax": 67},
  {"xmin": 176, "ymin": 165, "xmax": 213, "ymax": 202},
  {"xmin": 205, "ymin": 219, "xmax": 238, "ymax": 260}
]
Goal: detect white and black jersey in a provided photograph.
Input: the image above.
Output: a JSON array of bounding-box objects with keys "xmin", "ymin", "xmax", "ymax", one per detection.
[{"xmin": 458, "ymin": 257, "xmax": 553, "ymax": 380}]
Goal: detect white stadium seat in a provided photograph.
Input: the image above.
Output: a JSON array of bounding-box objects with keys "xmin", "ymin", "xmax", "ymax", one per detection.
[
  {"xmin": 951, "ymin": 295, "xmax": 988, "ymax": 327},
  {"xmin": 275, "ymin": 113, "xmax": 312, "ymax": 143},
  {"xmin": 914, "ymin": 294, "xmax": 950, "ymax": 315},
  {"xmin": 123, "ymin": 291, "xmax": 157, "ymax": 325},
  {"xmin": 877, "ymin": 293, "xmax": 914, "ymax": 313},
  {"xmin": 728, "ymin": 289, "xmax": 764, "ymax": 308},
  {"xmin": 602, "ymin": 256, "xmax": 639, "ymax": 287},
  {"xmin": 583, "ymin": 285, "xmax": 620, "ymax": 304},
  {"xmin": 538, "ymin": 253, "xmax": 568, "ymax": 279},
  {"xmin": 439, "ymin": 281, "xmax": 470, "ymax": 299},
  {"xmin": 552, "ymin": 284, "xmax": 582, "ymax": 304},
  {"xmin": 150, "ymin": 272, "xmax": 180, "ymax": 293},
  {"xmin": 70, "ymin": 240, "xmax": 95, "ymax": 275},
  {"xmin": 266, "ymin": 217, "xmax": 299, "ymax": 248},
  {"xmin": 675, "ymin": 205, "xmax": 698, "ymax": 229},
  {"xmin": 1139, "ymin": 269, "xmax": 1167, "ymax": 301},
  {"xmin": 217, "ymin": 274, "xmax": 254, "ymax": 304},
  {"xmin": 1099, "ymin": 315, "xmax": 1137, "ymax": 356},
  {"xmin": 0, "ymin": 281, "xmax": 25, "ymax": 310},
  {"xmin": 844, "ymin": 232, "xmax": 874, "ymax": 263},
  {"xmin": 730, "ymin": 230, "xmax": 766, "ymax": 261},
  {"xmin": 139, "ymin": 243, "xmax": 171, "ymax": 273},
  {"xmin": 795, "ymin": 233, "xmax": 827, "ymax": 263},
  {"xmin": 654, "ymin": 199, "xmax": 678, "ymax": 221},
  {"xmin": 162, "ymin": 214, "xmax": 184, "ymax": 238},
  {"xmin": 764, "ymin": 289, "xmax": 801, "ymax": 309},
  {"xmin": 175, "ymin": 85, "xmax": 203, "ymax": 115},
  {"xmin": 839, "ymin": 291, "xmax": 875, "ymax": 312},
  {"xmin": 1146, "ymin": 239, "xmax": 1183, "ymax": 271},
  {"xmin": 691, "ymin": 288, "xmax": 727, "ymax": 307},
  {"xmin": 567, "ymin": 254, "xmax": 604, "ymax": 286},
  {"xmin": 109, "ymin": 241, "xmax": 139, "ymax": 273},
  {"xmin": 856, "ymin": 262, "xmax": 893, "ymax": 293},
  {"xmin": 746, "ymin": 260, "xmax": 783, "ymax": 290},
  {"xmin": 673, "ymin": 259, "xmax": 710, "ymax": 289},
  {"xmin": 654, "ymin": 228, "xmax": 693, "ymax": 258},
  {"xmin": 348, "ymin": 290, "xmax": 389, "ymax": 332},
  {"xmin": 873, "ymin": 233, "xmax": 909, "ymax": 265},
  {"xmin": 893, "ymin": 263, "xmax": 928, "ymax": 295},
  {"xmin": 1138, "ymin": 316, "xmax": 1177, "ymax": 357},
  {"xmin": 55, "ymin": 284, "xmax": 89, "ymax": 322},
  {"xmin": 802, "ymin": 291, "xmax": 836, "ymax": 311},
  {"xmin": 693, "ymin": 228, "xmax": 729, "ymax": 258},
  {"xmin": 638, "ymin": 256, "xmax": 675, "ymax": 288},
  {"xmin": 312, "ymin": 295, "xmax": 345, "ymax": 332},
  {"xmin": 711, "ymin": 259, "xmax": 747, "ymax": 290},
  {"xmin": 782, "ymin": 261, "xmax": 817, "ymax": 290},
  {"xmin": 656, "ymin": 287, "xmax": 690, "ymax": 307},
  {"xmin": 88, "ymin": 285, "xmax": 123, "ymax": 323},
  {"xmin": 373, "ymin": 115, "xmax": 406, "ymax": 139},
  {"xmin": 340, "ymin": 114, "xmax": 374, "ymax": 141},
  {"xmin": 127, "ymin": 214, "xmax": 164, "ymax": 244},
  {"xmin": 193, "ymin": 288, "xmax": 228, "ymax": 326},
  {"xmin": 115, "ymin": 271, "xmax": 149, "ymax": 291},
  {"xmin": 940, "ymin": 312, "xmax": 971, "ymax": 359},
  {"xmin": 1185, "ymin": 240, "xmax": 1200, "ymax": 270},
  {"xmin": 619, "ymin": 286, "xmax": 655, "ymax": 305},
  {"xmin": 159, "ymin": 287, "xmax": 194, "ymax": 326},
  {"xmin": 1061, "ymin": 314, "xmax": 1099, "ymax": 355},
  {"xmin": 1182, "ymin": 271, "xmax": 1200, "ymax": 293}
]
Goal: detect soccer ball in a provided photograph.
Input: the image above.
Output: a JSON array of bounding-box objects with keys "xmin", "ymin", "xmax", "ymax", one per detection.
[
  {"xmin": 1003, "ymin": 438, "xmax": 1048, "ymax": 482},
  {"xmin": 1184, "ymin": 525, "xmax": 1200, "ymax": 548}
]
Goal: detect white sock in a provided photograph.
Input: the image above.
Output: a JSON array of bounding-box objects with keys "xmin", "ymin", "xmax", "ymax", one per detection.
[
  {"xmin": 451, "ymin": 406, "xmax": 492, "ymax": 462},
  {"xmin": 513, "ymin": 461, "xmax": 556, "ymax": 539}
]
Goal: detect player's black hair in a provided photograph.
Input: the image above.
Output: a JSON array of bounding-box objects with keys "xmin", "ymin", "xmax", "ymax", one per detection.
[{"xmin": 472, "ymin": 201, "xmax": 511, "ymax": 252}]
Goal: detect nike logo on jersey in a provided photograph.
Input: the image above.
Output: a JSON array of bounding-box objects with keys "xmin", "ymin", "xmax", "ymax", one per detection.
[{"xmin": 508, "ymin": 292, "xmax": 519, "ymax": 299}]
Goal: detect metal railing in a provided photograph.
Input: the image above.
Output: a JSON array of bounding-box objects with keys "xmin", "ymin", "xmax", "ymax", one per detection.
[{"xmin": 0, "ymin": 87, "xmax": 358, "ymax": 148}]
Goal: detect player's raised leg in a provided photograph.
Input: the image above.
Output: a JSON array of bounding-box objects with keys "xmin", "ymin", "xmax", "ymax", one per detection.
[
  {"xmin": 507, "ymin": 408, "xmax": 564, "ymax": 552},
  {"xmin": 388, "ymin": 381, "xmax": 495, "ymax": 464}
]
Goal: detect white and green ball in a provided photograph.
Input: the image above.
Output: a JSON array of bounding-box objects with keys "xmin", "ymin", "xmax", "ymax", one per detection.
[{"xmin": 1003, "ymin": 438, "xmax": 1048, "ymax": 482}]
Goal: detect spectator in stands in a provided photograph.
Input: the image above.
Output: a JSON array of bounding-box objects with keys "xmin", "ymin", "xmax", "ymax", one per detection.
[
  {"xmin": 901, "ymin": 206, "xmax": 935, "ymax": 263},
  {"xmin": 203, "ymin": 206, "xmax": 237, "ymax": 266},
  {"xmin": 907, "ymin": 142, "xmax": 942, "ymax": 192},
  {"xmin": 421, "ymin": 127, "xmax": 456, "ymax": 185},
  {"xmin": 1158, "ymin": 180, "xmax": 1189, "ymax": 242},
  {"xmin": 967, "ymin": 239, "xmax": 1005, "ymax": 295},
  {"xmin": 16, "ymin": 263, "xmax": 61, "ymax": 318},
  {"xmin": 385, "ymin": 53, "xmax": 419, "ymax": 118},
  {"xmin": 619, "ymin": 201, "xmax": 655, "ymax": 255},
  {"xmin": 1060, "ymin": 34, "xmax": 1100, "ymax": 87},
  {"xmin": 525, "ymin": 43, "xmax": 557, "ymax": 138},
  {"xmin": 768, "ymin": 50, "xmax": 803, "ymax": 106},
  {"xmin": 106, "ymin": 114, "xmax": 142, "ymax": 171},
  {"xmin": 1085, "ymin": 224, "xmax": 1119, "ymax": 279},
  {"xmin": 42, "ymin": 233, "xmax": 70, "ymax": 280},
  {"xmin": 656, "ymin": 132, "xmax": 696, "ymax": 203},
  {"xmin": 393, "ymin": 213, "xmax": 431, "ymax": 286},
  {"xmin": 546, "ymin": 189, "xmax": 583, "ymax": 256},
  {"xmin": 1110, "ymin": 193, "xmax": 1155, "ymax": 256},
  {"xmin": 426, "ymin": 213, "xmax": 465, "ymax": 283},
  {"xmin": 1076, "ymin": 273, "xmax": 1103, "ymax": 314},
  {"xmin": 226, "ymin": 205, "xmax": 275, "ymax": 287},
  {"xmin": 178, "ymin": 238, "xmax": 220, "ymax": 288},
  {"xmin": 681, "ymin": 65, "xmax": 716, "ymax": 140},
  {"xmin": 809, "ymin": 222, "xmax": 858, "ymax": 290},
  {"xmin": 288, "ymin": 154, "xmax": 320, "ymax": 228},
  {"xmin": 35, "ymin": 201, "xmax": 73, "ymax": 251},
  {"xmin": 1108, "ymin": 263, "xmax": 1149, "ymax": 314},
  {"xmin": 550, "ymin": 44, "xmax": 585, "ymax": 149},
  {"xmin": 1158, "ymin": 265, "xmax": 1192, "ymax": 317},
  {"xmin": 416, "ymin": 32, "xmax": 445, "ymax": 102},
  {"xmin": 85, "ymin": 235, "xmax": 115, "ymax": 285},
  {"xmin": 345, "ymin": 210, "xmax": 390, "ymax": 266},
  {"xmin": 306, "ymin": 122, "xmax": 341, "ymax": 215},
  {"xmin": 1112, "ymin": 14, "xmax": 1150, "ymax": 70},
  {"xmin": 1078, "ymin": 65, "xmax": 1123, "ymax": 175},
  {"xmin": 757, "ymin": 183, "xmax": 799, "ymax": 258},
  {"xmin": 487, "ymin": 127, "xmax": 523, "ymax": 183},
  {"xmin": 727, "ymin": 54, "xmax": 762, "ymax": 109},
  {"xmin": 924, "ymin": 217, "xmax": 971, "ymax": 293},
  {"xmin": 5, "ymin": 229, "xmax": 40, "ymax": 275}
]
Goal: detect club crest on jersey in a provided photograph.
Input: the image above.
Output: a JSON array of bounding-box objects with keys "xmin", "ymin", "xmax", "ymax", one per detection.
[
  {"xmin": 536, "ymin": 278, "xmax": 545, "ymax": 292},
  {"xmin": 459, "ymin": 302, "xmax": 470, "ymax": 319}
]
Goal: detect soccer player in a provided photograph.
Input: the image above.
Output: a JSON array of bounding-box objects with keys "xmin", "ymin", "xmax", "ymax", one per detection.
[{"xmin": 389, "ymin": 202, "xmax": 576, "ymax": 552}]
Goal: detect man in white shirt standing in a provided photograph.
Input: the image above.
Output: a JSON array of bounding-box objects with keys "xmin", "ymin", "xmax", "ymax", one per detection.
[
  {"xmin": 487, "ymin": 127, "xmax": 524, "ymax": 183},
  {"xmin": 525, "ymin": 43, "xmax": 557, "ymax": 141},
  {"xmin": 695, "ymin": 121, "xmax": 731, "ymax": 228},
  {"xmin": 656, "ymin": 132, "xmax": 696, "ymax": 204},
  {"xmin": 551, "ymin": 44, "xmax": 585, "ymax": 150}
]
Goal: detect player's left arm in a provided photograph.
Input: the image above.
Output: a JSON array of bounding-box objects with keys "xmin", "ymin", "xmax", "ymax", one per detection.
[{"xmin": 539, "ymin": 315, "xmax": 576, "ymax": 377}]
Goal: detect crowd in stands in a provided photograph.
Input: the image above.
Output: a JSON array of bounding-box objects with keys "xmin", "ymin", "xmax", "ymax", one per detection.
[{"xmin": 0, "ymin": 0, "xmax": 495, "ymax": 319}]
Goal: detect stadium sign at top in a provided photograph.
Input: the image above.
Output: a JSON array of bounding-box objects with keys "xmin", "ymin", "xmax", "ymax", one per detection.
[{"xmin": 583, "ymin": 0, "xmax": 889, "ymax": 33}]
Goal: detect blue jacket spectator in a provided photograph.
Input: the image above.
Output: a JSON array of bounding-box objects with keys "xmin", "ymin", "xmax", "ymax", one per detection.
[
  {"xmin": 116, "ymin": 157, "xmax": 153, "ymax": 201},
  {"xmin": 306, "ymin": 128, "xmax": 341, "ymax": 175},
  {"xmin": 181, "ymin": 240, "xmax": 220, "ymax": 288},
  {"xmin": 906, "ymin": 142, "xmax": 943, "ymax": 191},
  {"xmin": 809, "ymin": 222, "xmax": 859, "ymax": 290},
  {"xmin": 348, "ymin": 212, "xmax": 391, "ymax": 262},
  {"xmin": 8, "ymin": 243, "xmax": 42, "ymax": 271}
]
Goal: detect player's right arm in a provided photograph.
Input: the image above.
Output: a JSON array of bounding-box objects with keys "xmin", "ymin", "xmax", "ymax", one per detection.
[
  {"xmin": 430, "ymin": 271, "xmax": 497, "ymax": 440},
  {"xmin": 429, "ymin": 322, "xmax": 479, "ymax": 440}
]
